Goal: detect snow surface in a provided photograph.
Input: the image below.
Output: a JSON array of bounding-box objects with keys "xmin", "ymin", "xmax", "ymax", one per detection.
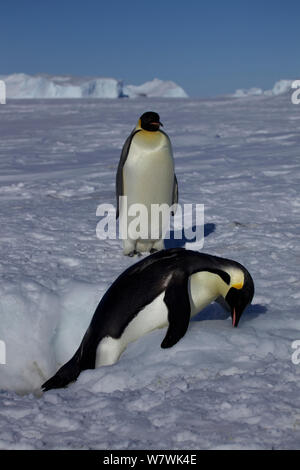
[
  {"xmin": 0, "ymin": 74, "xmax": 188, "ymax": 99},
  {"xmin": 0, "ymin": 93, "xmax": 300, "ymax": 449}
]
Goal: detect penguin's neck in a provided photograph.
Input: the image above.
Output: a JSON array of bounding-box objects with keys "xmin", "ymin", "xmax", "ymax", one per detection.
[{"xmin": 188, "ymin": 271, "xmax": 231, "ymax": 317}]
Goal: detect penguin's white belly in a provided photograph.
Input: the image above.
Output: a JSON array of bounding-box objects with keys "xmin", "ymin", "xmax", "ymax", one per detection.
[
  {"xmin": 123, "ymin": 131, "xmax": 174, "ymax": 216},
  {"xmin": 124, "ymin": 155, "xmax": 174, "ymax": 206},
  {"xmin": 95, "ymin": 292, "xmax": 168, "ymax": 367},
  {"xmin": 95, "ymin": 271, "xmax": 226, "ymax": 368}
]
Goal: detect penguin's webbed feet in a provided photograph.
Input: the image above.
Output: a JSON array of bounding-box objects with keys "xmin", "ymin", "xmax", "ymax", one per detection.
[{"xmin": 127, "ymin": 250, "xmax": 142, "ymax": 257}]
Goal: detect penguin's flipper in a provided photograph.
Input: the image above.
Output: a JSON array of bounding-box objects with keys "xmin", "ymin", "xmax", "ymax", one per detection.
[
  {"xmin": 170, "ymin": 174, "xmax": 178, "ymax": 216},
  {"xmin": 161, "ymin": 272, "xmax": 191, "ymax": 349},
  {"xmin": 172, "ymin": 174, "xmax": 178, "ymax": 205},
  {"xmin": 116, "ymin": 129, "xmax": 141, "ymax": 219}
]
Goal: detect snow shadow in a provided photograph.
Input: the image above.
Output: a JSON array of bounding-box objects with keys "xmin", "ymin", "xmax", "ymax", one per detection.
[
  {"xmin": 164, "ymin": 223, "xmax": 216, "ymax": 249},
  {"xmin": 192, "ymin": 302, "xmax": 267, "ymax": 323},
  {"xmin": 242, "ymin": 303, "xmax": 268, "ymax": 322}
]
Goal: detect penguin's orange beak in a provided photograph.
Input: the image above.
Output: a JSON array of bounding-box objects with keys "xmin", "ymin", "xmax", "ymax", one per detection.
[{"xmin": 151, "ymin": 121, "xmax": 163, "ymax": 127}]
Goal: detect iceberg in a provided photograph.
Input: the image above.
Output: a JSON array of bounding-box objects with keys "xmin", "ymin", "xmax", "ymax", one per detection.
[
  {"xmin": 124, "ymin": 78, "xmax": 188, "ymax": 98},
  {"xmin": 0, "ymin": 73, "xmax": 188, "ymax": 99},
  {"xmin": 233, "ymin": 78, "xmax": 295, "ymax": 98}
]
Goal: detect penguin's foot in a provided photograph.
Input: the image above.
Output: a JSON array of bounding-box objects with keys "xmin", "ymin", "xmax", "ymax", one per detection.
[{"xmin": 126, "ymin": 250, "xmax": 142, "ymax": 257}]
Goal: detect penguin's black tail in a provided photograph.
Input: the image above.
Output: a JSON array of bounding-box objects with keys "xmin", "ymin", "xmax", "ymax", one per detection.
[{"xmin": 41, "ymin": 352, "xmax": 82, "ymax": 392}]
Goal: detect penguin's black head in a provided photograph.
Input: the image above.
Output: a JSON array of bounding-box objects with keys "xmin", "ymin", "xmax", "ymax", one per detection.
[
  {"xmin": 140, "ymin": 111, "xmax": 163, "ymax": 132},
  {"xmin": 225, "ymin": 268, "xmax": 254, "ymax": 328}
]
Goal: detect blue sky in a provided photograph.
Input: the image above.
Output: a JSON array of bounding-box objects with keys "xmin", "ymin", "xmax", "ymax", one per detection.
[{"xmin": 1, "ymin": 0, "xmax": 299, "ymax": 97}]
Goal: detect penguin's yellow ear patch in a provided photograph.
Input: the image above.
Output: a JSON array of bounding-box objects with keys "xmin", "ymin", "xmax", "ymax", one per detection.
[
  {"xmin": 224, "ymin": 267, "xmax": 244, "ymax": 290},
  {"xmin": 232, "ymin": 281, "xmax": 243, "ymax": 290},
  {"xmin": 135, "ymin": 119, "xmax": 142, "ymax": 130}
]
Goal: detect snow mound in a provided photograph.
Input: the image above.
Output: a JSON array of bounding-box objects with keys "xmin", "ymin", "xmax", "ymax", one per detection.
[
  {"xmin": 0, "ymin": 279, "xmax": 100, "ymax": 393},
  {"xmin": 0, "ymin": 279, "xmax": 60, "ymax": 392},
  {"xmin": 124, "ymin": 78, "xmax": 188, "ymax": 98},
  {"xmin": 1, "ymin": 74, "xmax": 188, "ymax": 99}
]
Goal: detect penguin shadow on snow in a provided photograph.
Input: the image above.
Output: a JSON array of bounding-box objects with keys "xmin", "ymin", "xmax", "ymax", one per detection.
[
  {"xmin": 164, "ymin": 223, "xmax": 216, "ymax": 249},
  {"xmin": 191, "ymin": 301, "xmax": 267, "ymax": 325}
]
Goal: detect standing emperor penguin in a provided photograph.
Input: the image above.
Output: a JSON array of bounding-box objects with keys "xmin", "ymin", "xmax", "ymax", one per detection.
[
  {"xmin": 42, "ymin": 248, "xmax": 254, "ymax": 391},
  {"xmin": 116, "ymin": 111, "xmax": 178, "ymax": 256}
]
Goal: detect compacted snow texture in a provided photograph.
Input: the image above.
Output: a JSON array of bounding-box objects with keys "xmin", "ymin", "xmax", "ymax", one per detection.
[{"xmin": 0, "ymin": 91, "xmax": 299, "ymax": 449}]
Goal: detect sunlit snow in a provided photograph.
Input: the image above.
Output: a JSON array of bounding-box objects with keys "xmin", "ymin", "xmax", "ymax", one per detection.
[{"xmin": 0, "ymin": 89, "xmax": 299, "ymax": 449}]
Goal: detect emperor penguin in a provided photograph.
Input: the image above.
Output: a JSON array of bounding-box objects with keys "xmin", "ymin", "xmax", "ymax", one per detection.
[
  {"xmin": 116, "ymin": 111, "xmax": 178, "ymax": 256},
  {"xmin": 42, "ymin": 248, "xmax": 254, "ymax": 391}
]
